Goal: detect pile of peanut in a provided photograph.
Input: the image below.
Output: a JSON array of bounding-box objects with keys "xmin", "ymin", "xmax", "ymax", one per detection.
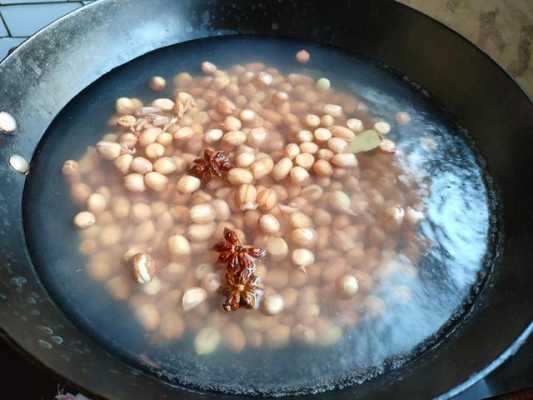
[{"xmin": 63, "ymin": 51, "xmax": 426, "ymax": 354}]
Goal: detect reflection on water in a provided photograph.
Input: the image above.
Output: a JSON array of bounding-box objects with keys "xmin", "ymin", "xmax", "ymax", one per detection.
[{"xmin": 24, "ymin": 36, "xmax": 493, "ymax": 395}]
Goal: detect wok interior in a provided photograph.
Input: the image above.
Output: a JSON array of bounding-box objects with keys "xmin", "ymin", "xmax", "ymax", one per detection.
[{"xmin": 23, "ymin": 36, "xmax": 495, "ymax": 396}]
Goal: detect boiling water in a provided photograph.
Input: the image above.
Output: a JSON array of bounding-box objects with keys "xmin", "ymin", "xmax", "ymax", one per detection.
[{"xmin": 23, "ymin": 36, "xmax": 495, "ymax": 395}]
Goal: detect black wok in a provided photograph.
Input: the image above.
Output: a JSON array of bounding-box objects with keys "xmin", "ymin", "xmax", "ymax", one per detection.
[{"xmin": 0, "ymin": 0, "xmax": 532, "ymax": 399}]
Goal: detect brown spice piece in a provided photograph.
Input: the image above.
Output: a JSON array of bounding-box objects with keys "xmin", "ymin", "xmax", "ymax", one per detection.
[
  {"xmin": 213, "ymin": 227, "xmax": 266, "ymax": 273},
  {"xmin": 223, "ymin": 271, "xmax": 264, "ymax": 312},
  {"xmin": 188, "ymin": 148, "xmax": 233, "ymax": 184},
  {"xmin": 213, "ymin": 228, "xmax": 266, "ymax": 312},
  {"xmin": 132, "ymin": 253, "xmax": 156, "ymax": 284}
]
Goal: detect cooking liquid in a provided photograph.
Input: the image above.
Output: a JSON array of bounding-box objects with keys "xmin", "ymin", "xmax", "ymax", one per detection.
[{"xmin": 23, "ymin": 36, "xmax": 495, "ymax": 395}]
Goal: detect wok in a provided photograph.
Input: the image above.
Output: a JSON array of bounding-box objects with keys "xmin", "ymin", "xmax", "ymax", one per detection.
[{"xmin": 0, "ymin": 0, "xmax": 532, "ymax": 399}]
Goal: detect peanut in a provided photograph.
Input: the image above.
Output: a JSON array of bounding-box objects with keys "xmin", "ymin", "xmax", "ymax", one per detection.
[
  {"xmin": 331, "ymin": 153, "xmax": 358, "ymax": 168},
  {"xmin": 132, "ymin": 253, "xmax": 155, "ymax": 284},
  {"xmin": 251, "ymin": 157, "xmax": 274, "ymax": 179},
  {"xmin": 272, "ymin": 157, "xmax": 293, "ymax": 181},
  {"xmin": 168, "ymin": 235, "xmax": 191, "ymax": 256},
  {"xmin": 259, "ymin": 214, "xmax": 280, "ymax": 234},
  {"xmin": 73, "ymin": 211, "xmax": 95, "ymax": 229},
  {"xmin": 190, "ymin": 204, "xmax": 216, "ymax": 224},
  {"xmin": 236, "ymin": 184, "xmax": 257, "ymax": 211},
  {"xmin": 177, "ymin": 175, "xmax": 201, "ymax": 194},
  {"xmin": 227, "ymin": 168, "xmax": 254, "ymax": 185}
]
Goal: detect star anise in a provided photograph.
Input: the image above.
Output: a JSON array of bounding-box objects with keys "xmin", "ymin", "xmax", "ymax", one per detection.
[
  {"xmin": 175, "ymin": 92, "xmax": 197, "ymax": 119},
  {"xmin": 188, "ymin": 148, "xmax": 233, "ymax": 184},
  {"xmin": 213, "ymin": 228, "xmax": 267, "ymax": 312},
  {"xmin": 223, "ymin": 271, "xmax": 264, "ymax": 312},
  {"xmin": 213, "ymin": 228, "xmax": 266, "ymax": 273}
]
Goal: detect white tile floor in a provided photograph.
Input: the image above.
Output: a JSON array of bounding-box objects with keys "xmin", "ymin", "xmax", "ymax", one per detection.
[
  {"xmin": 1, "ymin": 2, "xmax": 81, "ymax": 36},
  {"xmin": 0, "ymin": 0, "xmax": 94, "ymax": 59}
]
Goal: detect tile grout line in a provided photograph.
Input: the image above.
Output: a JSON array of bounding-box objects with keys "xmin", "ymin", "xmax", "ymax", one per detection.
[{"xmin": 0, "ymin": 10, "xmax": 12, "ymax": 37}]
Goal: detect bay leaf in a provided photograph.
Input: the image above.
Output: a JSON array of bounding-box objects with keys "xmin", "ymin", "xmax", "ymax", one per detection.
[{"xmin": 349, "ymin": 129, "xmax": 381, "ymax": 154}]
